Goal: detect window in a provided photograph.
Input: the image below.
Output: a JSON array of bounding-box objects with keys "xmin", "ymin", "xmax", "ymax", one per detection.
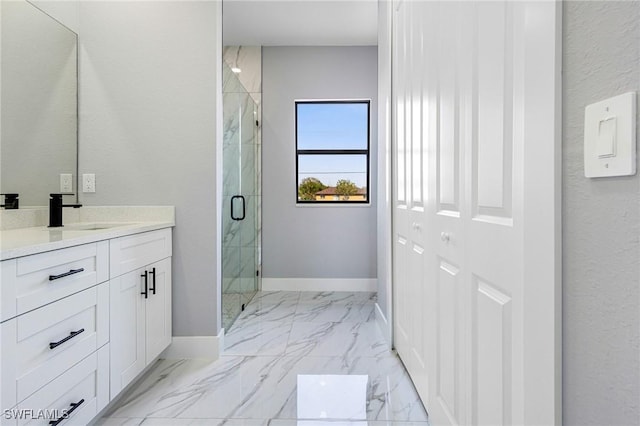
[{"xmin": 296, "ymin": 100, "xmax": 370, "ymax": 204}]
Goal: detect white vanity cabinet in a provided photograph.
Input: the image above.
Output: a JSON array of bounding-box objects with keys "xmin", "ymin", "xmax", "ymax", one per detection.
[
  {"xmin": 109, "ymin": 229, "xmax": 172, "ymax": 399},
  {"xmin": 0, "ymin": 222, "xmax": 173, "ymax": 426},
  {"xmin": 0, "ymin": 242, "xmax": 110, "ymax": 424}
]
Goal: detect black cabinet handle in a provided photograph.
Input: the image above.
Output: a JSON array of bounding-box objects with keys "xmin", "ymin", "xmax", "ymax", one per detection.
[
  {"xmin": 149, "ymin": 267, "xmax": 156, "ymax": 295},
  {"xmin": 141, "ymin": 270, "xmax": 149, "ymax": 299},
  {"xmin": 231, "ymin": 195, "xmax": 246, "ymax": 221},
  {"xmin": 49, "ymin": 399, "xmax": 85, "ymax": 425},
  {"xmin": 49, "ymin": 329, "xmax": 85, "ymax": 350},
  {"xmin": 49, "ymin": 268, "xmax": 84, "ymax": 281}
]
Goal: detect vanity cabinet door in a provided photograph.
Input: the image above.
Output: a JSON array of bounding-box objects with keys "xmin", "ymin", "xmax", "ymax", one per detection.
[
  {"xmin": 145, "ymin": 258, "xmax": 172, "ymax": 364},
  {"xmin": 109, "ymin": 257, "xmax": 172, "ymax": 399},
  {"xmin": 109, "ymin": 270, "xmax": 145, "ymax": 399}
]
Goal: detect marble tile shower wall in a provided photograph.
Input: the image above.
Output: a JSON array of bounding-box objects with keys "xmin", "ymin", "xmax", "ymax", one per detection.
[
  {"xmin": 222, "ymin": 46, "xmax": 262, "ymax": 329},
  {"xmin": 224, "ymin": 46, "xmax": 262, "ymax": 98}
]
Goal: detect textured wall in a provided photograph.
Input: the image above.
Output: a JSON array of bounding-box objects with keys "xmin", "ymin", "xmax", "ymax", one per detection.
[
  {"xmin": 79, "ymin": 1, "xmax": 222, "ymax": 336},
  {"xmin": 563, "ymin": 2, "xmax": 640, "ymax": 425},
  {"xmin": 262, "ymin": 46, "xmax": 378, "ymax": 280}
]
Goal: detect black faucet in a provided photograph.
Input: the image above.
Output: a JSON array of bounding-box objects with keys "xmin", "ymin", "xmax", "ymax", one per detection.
[
  {"xmin": 49, "ymin": 194, "xmax": 82, "ymax": 227},
  {"xmin": 0, "ymin": 193, "xmax": 19, "ymax": 209}
]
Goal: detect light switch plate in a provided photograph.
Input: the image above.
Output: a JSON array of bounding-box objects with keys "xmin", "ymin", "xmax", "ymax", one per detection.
[{"xmin": 584, "ymin": 92, "xmax": 636, "ymax": 178}]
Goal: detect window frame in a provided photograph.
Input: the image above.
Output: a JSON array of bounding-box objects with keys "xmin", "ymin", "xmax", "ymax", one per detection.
[{"xmin": 295, "ymin": 99, "xmax": 371, "ymax": 205}]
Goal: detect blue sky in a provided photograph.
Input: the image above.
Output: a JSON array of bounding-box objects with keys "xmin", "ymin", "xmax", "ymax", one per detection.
[{"xmin": 297, "ymin": 102, "xmax": 368, "ymax": 187}]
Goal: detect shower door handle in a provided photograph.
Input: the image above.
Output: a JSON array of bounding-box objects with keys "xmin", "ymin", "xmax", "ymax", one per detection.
[{"xmin": 231, "ymin": 195, "xmax": 246, "ymax": 221}]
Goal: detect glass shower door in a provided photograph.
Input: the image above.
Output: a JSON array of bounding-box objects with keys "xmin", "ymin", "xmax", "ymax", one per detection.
[{"xmin": 222, "ymin": 63, "xmax": 261, "ymax": 330}]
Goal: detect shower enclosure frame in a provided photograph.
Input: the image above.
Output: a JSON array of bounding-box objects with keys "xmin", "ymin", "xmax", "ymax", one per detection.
[{"xmin": 221, "ymin": 60, "xmax": 262, "ymax": 330}]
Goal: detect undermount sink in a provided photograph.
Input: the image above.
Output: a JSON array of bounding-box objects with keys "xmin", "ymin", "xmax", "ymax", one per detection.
[{"xmin": 53, "ymin": 222, "xmax": 138, "ymax": 231}]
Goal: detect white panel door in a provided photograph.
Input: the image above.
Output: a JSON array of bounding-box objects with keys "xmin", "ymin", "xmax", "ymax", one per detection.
[
  {"xmin": 467, "ymin": 4, "xmax": 520, "ymax": 424},
  {"xmin": 425, "ymin": 2, "xmax": 468, "ymax": 424},
  {"xmin": 392, "ymin": 0, "xmax": 430, "ymax": 403},
  {"xmin": 391, "ymin": 1, "xmax": 561, "ymax": 425}
]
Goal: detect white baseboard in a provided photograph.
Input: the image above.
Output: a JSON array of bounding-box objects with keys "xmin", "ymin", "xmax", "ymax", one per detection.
[
  {"xmin": 262, "ymin": 278, "xmax": 377, "ymax": 292},
  {"xmin": 375, "ymin": 302, "xmax": 392, "ymax": 345},
  {"xmin": 162, "ymin": 330, "xmax": 225, "ymax": 360}
]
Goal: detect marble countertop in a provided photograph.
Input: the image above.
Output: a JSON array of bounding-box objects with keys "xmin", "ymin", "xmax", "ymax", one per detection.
[
  {"xmin": 0, "ymin": 206, "xmax": 175, "ymax": 261},
  {"xmin": 0, "ymin": 221, "xmax": 174, "ymax": 261}
]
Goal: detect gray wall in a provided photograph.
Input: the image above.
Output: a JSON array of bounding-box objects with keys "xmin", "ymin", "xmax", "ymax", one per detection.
[
  {"xmin": 563, "ymin": 2, "xmax": 639, "ymax": 425},
  {"xmin": 78, "ymin": 1, "xmax": 222, "ymax": 336},
  {"xmin": 262, "ymin": 46, "xmax": 378, "ymax": 280}
]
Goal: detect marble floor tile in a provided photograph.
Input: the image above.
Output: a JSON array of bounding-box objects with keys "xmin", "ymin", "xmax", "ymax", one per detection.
[
  {"xmin": 272, "ymin": 356, "xmax": 429, "ymax": 422},
  {"xmin": 225, "ymin": 320, "xmax": 292, "ymax": 355},
  {"xmin": 298, "ymin": 292, "xmax": 376, "ymax": 305},
  {"xmin": 285, "ymin": 321, "xmax": 390, "ymax": 360},
  {"xmin": 294, "ymin": 301, "xmax": 375, "ymax": 324},
  {"xmin": 233, "ymin": 293, "xmax": 299, "ymax": 325},
  {"xmin": 104, "ymin": 359, "xmax": 220, "ymax": 418},
  {"xmin": 269, "ymin": 422, "xmax": 430, "ymax": 426},
  {"xmin": 233, "ymin": 304, "xmax": 297, "ymax": 328},
  {"xmin": 100, "ymin": 291, "xmax": 429, "ymax": 426},
  {"xmin": 97, "ymin": 419, "xmax": 429, "ymax": 426},
  {"xmin": 109, "ymin": 356, "xmax": 305, "ymax": 420},
  {"xmin": 96, "ymin": 418, "xmax": 270, "ymax": 426},
  {"xmin": 250, "ymin": 291, "xmax": 301, "ymax": 306},
  {"xmin": 105, "ymin": 355, "xmax": 426, "ymax": 422}
]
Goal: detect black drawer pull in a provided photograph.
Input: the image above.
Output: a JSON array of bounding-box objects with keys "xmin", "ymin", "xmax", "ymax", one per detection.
[
  {"xmin": 49, "ymin": 328, "xmax": 85, "ymax": 350},
  {"xmin": 149, "ymin": 267, "xmax": 156, "ymax": 295},
  {"xmin": 141, "ymin": 270, "xmax": 149, "ymax": 299},
  {"xmin": 49, "ymin": 398, "xmax": 85, "ymax": 425},
  {"xmin": 49, "ymin": 268, "xmax": 84, "ymax": 281}
]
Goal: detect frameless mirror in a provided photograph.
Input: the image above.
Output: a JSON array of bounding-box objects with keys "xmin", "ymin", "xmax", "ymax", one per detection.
[{"xmin": 1, "ymin": 0, "xmax": 78, "ymax": 207}]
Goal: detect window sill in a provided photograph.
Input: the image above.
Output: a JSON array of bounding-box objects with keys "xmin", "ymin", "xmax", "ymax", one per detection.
[{"xmin": 295, "ymin": 202, "xmax": 373, "ymax": 208}]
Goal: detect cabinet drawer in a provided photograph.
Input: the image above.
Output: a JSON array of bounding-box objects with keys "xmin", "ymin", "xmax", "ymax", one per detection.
[
  {"xmin": 1, "ymin": 283, "xmax": 108, "ymax": 410},
  {"xmin": 13, "ymin": 345, "xmax": 109, "ymax": 426},
  {"xmin": 110, "ymin": 228, "xmax": 172, "ymax": 277},
  {"xmin": 1, "ymin": 242, "xmax": 109, "ymax": 322}
]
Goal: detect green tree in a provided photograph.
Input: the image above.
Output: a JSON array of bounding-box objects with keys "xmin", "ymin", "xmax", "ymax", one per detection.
[
  {"xmin": 298, "ymin": 177, "xmax": 327, "ymax": 200},
  {"xmin": 336, "ymin": 179, "xmax": 358, "ymax": 199}
]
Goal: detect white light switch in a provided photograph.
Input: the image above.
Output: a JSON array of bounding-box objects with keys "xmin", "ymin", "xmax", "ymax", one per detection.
[
  {"xmin": 597, "ymin": 117, "xmax": 616, "ymax": 158},
  {"xmin": 584, "ymin": 92, "xmax": 636, "ymax": 178}
]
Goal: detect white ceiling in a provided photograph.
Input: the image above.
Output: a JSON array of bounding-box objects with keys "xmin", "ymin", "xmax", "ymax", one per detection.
[{"xmin": 222, "ymin": 0, "xmax": 378, "ymax": 46}]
